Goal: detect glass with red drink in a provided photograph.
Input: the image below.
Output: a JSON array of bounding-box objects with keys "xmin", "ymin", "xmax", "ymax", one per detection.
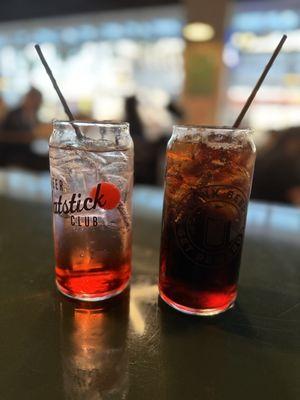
[
  {"xmin": 159, "ymin": 125, "xmax": 256, "ymax": 315},
  {"xmin": 49, "ymin": 121, "xmax": 133, "ymax": 301}
]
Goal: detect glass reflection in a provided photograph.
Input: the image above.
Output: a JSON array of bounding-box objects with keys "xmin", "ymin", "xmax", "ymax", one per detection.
[{"xmin": 59, "ymin": 289, "xmax": 129, "ymax": 400}]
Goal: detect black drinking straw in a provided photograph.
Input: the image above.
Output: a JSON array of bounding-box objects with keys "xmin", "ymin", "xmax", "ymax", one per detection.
[
  {"xmin": 35, "ymin": 44, "xmax": 131, "ymax": 228},
  {"xmin": 233, "ymin": 34, "xmax": 287, "ymax": 128},
  {"xmin": 34, "ymin": 44, "xmax": 83, "ymax": 139}
]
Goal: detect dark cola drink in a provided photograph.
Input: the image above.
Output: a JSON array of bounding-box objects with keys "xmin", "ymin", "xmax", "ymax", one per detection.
[{"xmin": 159, "ymin": 126, "xmax": 256, "ymax": 315}]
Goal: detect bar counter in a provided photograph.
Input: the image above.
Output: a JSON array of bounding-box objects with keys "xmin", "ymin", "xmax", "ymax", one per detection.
[{"xmin": 0, "ymin": 171, "xmax": 299, "ymax": 400}]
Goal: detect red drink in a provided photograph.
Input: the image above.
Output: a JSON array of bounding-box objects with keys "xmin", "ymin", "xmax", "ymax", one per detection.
[
  {"xmin": 53, "ymin": 215, "xmax": 132, "ymax": 300},
  {"xmin": 159, "ymin": 126, "xmax": 256, "ymax": 315},
  {"xmin": 49, "ymin": 121, "xmax": 133, "ymax": 301}
]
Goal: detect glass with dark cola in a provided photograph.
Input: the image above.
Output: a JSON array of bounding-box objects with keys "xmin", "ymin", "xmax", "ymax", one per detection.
[{"xmin": 159, "ymin": 125, "xmax": 256, "ymax": 315}]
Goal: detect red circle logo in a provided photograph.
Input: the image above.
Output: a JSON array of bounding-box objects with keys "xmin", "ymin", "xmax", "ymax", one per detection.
[{"xmin": 90, "ymin": 182, "xmax": 121, "ymax": 210}]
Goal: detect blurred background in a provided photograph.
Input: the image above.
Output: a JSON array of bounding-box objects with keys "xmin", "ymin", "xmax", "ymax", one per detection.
[{"xmin": 0, "ymin": 0, "xmax": 300, "ymax": 205}]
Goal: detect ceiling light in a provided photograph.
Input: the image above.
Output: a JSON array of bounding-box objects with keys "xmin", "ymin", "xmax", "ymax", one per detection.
[{"xmin": 183, "ymin": 22, "xmax": 215, "ymax": 42}]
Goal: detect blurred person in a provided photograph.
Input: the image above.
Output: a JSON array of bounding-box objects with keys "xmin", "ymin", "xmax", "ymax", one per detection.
[
  {"xmin": 156, "ymin": 99, "xmax": 184, "ymax": 185},
  {"xmin": 124, "ymin": 95, "xmax": 144, "ymax": 139},
  {"xmin": 0, "ymin": 95, "xmax": 7, "ymax": 123},
  {"xmin": 0, "ymin": 87, "xmax": 48, "ymax": 170},
  {"xmin": 260, "ymin": 129, "xmax": 278, "ymax": 154},
  {"xmin": 156, "ymin": 135, "xmax": 169, "ymax": 186},
  {"xmin": 167, "ymin": 98, "xmax": 184, "ymax": 124},
  {"xmin": 1, "ymin": 87, "xmax": 42, "ymax": 137},
  {"xmin": 252, "ymin": 127, "xmax": 300, "ymax": 206},
  {"xmin": 124, "ymin": 95, "xmax": 157, "ymax": 184}
]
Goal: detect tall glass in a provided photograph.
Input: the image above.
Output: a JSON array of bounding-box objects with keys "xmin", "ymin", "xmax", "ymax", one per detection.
[
  {"xmin": 159, "ymin": 125, "xmax": 256, "ymax": 315},
  {"xmin": 49, "ymin": 121, "xmax": 133, "ymax": 301}
]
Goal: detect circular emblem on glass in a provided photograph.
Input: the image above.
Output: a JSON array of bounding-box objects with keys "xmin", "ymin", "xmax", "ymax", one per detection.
[{"xmin": 174, "ymin": 185, "xmax": 248, "ymax": 268}]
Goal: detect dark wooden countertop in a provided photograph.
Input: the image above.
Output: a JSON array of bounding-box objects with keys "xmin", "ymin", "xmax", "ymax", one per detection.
[{"xmin": 0, "ymin": 172, "xmax": 299, "ymax": 400}]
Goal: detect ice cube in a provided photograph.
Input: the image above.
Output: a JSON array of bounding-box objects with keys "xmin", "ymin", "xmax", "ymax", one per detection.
[{"xmin": 101, "ymin": 162, "xmax": 129, "ymax": 175}]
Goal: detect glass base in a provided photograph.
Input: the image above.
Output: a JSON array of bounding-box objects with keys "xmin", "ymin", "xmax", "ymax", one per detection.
[
  {"xmin": 159, "ymin": 290, "xmax": 236, "ymax": 316},
  {"xmin": 56, "ymin": 279, "xmax": 130, "ymax": 302}
]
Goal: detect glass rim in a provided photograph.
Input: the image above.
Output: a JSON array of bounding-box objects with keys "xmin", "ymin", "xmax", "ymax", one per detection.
[
  {"xmin": 173, "ymin": 124, "xmax": 253, "ymax": 133},
  {"xmin": 53, "ymin": 119, "xmax": 129, "ymax": 129}
]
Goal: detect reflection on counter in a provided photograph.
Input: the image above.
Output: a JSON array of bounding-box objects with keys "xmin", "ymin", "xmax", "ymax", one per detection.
[
  {"xmin": 130, "ymin": 283, "xmax": 157, "ymax": 336},
  {"xmin": 59, "ymin": 289, "xmax": 129, "ymax": 399}
]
